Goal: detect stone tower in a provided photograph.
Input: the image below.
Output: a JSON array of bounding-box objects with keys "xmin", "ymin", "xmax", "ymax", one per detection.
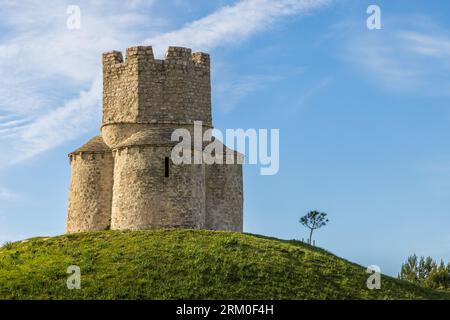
[{"xmin": 66, "ymin": 46, "xmax": 243, "ymax": 233}]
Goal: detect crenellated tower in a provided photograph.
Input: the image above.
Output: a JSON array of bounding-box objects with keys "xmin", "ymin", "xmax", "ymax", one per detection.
[
  {"xmin": 66, "ymin": 46, "xmax": 243, "ymax": 233},
  {"xmin": 101, "ymin": 46, "xmax": 212, "ymax": 148}
]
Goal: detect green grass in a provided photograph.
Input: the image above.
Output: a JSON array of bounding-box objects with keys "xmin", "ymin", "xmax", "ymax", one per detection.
[{"xmin": 0, "ymin": 229, "xmax": 448, "ymax": 300}]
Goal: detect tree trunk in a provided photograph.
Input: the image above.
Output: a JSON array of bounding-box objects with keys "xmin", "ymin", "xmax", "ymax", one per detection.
[{"xmin": 309, "ymin": 228, "xmax": 314, "ymax": 244}]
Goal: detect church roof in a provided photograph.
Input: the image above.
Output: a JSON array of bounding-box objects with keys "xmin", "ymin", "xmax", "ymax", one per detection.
[
  {"xmin": 69, "ymin": 135, "xmax": 110, "ymax": 155},
  {"xmin": 115, "ymin": 129, "xmax": 177, "ymax": 149},
  {"xmin": 114, "ymin": 129, "xmax": 219, "ymax": 151},
  {"xmin": 115, "ymin": 130, "xmax": 243, "ymax": 159}
]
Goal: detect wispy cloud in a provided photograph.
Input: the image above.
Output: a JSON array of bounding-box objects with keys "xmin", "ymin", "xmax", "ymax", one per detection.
[
  {"xmin": 400, "ymin": 31, "xmax": 450, "ymax": 60},
  {"xmin": 288, "ymin": 76, "xmax": 333, "ymax": 114},
  {"xmin": 0, "ymin": 0, "xmax": 331, "ymax": 166},
  {"xmin": 146, "ymin": 0, "xmax": 331, "ymax": 56},
  {"xmin": 149, "ymin": 0, "xmax": 331, "ymax": 113},
  {"xmin": 0, "ymin": 186, "xmax": 19, "ymax": 201},
  {"xmin": 339, "ymin": 17, "xmax": 450, "ymax": 95},
  {"xmin": 0, "ymin": 0, "xmax": 163, "ymax": 165},
  {"xmin": 13, "ymin": 77, "xmax": 102, "ymax": 162},
  {"xmin": 214, "ymin": 74, "xmax": 284, "ymax": 113}
]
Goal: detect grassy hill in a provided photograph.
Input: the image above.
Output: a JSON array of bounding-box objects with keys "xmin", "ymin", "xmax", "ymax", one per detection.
[{"xmin": 0, "ymin": 229, "xmax": 448, "ymax": 300}]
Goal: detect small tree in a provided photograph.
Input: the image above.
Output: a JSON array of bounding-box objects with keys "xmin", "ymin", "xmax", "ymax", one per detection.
[
  {"xmin": 426, "ymin": 260, "xmax": 450, "ymax": 290},
  {"xmin": 399, "ymin": 254, "xmax": 450, "ymax": 290},
  {"xmin": 299, "ymin": 210, "xmax": 329, "ymax": 245},
  {"xmin": 399, "ymin": 254, "xmax": 420, "ymax": 283}
]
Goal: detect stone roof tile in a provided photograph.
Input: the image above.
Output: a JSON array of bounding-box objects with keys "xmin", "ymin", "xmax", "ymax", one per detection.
[{"xmin": 69, "ymin": 135, "xmax": 110, "ymax": 155}]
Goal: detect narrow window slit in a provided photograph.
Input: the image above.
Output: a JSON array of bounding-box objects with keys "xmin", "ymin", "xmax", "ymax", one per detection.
[{"xmin": 165, "ymin": 157, "xmax": 170, "ymax": 177}]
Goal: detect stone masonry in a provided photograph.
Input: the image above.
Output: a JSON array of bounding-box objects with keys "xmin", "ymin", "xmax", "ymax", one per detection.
[{"xmin": 66, "ymin": 46, "xmax": 243, "ymax": 233}]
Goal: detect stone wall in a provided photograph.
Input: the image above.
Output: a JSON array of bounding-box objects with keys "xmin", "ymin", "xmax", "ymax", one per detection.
[
  {"xmin": 102, "ymin": 49, "xmax": 140, "ymax": 124},
  {"xmin": 102, "ymin": 46, "xmax": 212, "ymax": 130},
  {"xmin": 66, "ymin": 151, "xmax": 114, "ymax": 233},
  {"xmin": 205, "ymin": 152, "xmax": 244, "ymax": 232},
  {"xmin": 110, "ymin": 145, "xmax": 206, "ymax": 230}
]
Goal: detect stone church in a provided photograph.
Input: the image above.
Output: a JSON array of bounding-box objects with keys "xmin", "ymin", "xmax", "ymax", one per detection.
[{"xmin": 66, "ymin": 46, "xmax": 243, "ymax": 233}]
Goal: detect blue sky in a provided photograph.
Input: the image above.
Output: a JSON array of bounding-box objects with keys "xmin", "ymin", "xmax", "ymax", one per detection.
[{"xmin": 1, "ymin": 0, "xmax": 450, "ymax": 276}]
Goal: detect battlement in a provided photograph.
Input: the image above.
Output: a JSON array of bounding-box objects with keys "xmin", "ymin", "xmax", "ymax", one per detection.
[
  {"xmin": 102, "ymin": 46, "xmax": 210, "ymax": 69},
  {"xmin": 102, "ymin": 45, "xmax": 212, "ymax": 131}
]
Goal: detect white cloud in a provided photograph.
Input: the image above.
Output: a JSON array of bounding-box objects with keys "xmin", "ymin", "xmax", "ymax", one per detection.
[
  {"xmin": 400, "ymin": 31, "xmax": 450, "ymax": 60},
  {"xmin": 0, "ymin": 187, "xmax": 19, "ymax": 201},
  {"xmin": 0, "ymin": 0, "xmax": 161, "ymax": 165},
  {"xmin": 13, "ymin": 77, "xmax": 102, "ymax": 162},
  {"xmin": 146, "ymin": 0, "xmax": 331, "ymax": 56},
  {"xmin": 0, "ymin": 0, "xmax": 331, "ymax": 166},
  {"xmin": 214, "ymin": 74, "xmax": 284, "ymax": 113},
  {"xmin": 340, "ymin": 18, "xmax": 450, "ymax": 95},
  {"xmin": 290, "ymin": 76, "xmax": 333, "ymax": 113}
]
